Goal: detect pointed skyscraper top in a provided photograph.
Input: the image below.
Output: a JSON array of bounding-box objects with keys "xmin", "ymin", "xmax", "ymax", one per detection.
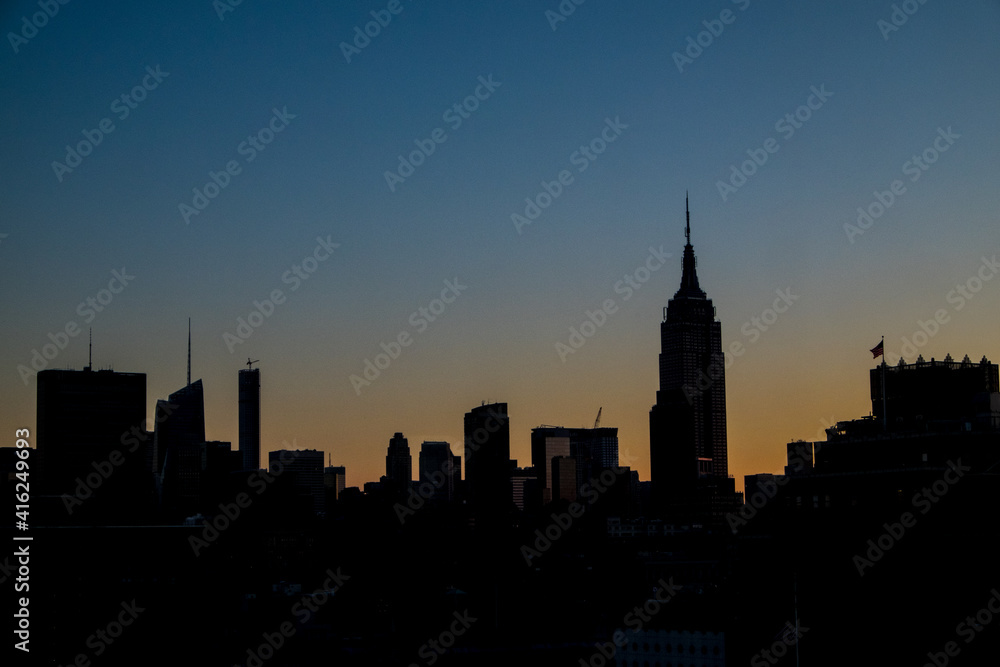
[
  {"xmin": 685, "ymin": 190, "xmax": 690, "ymax": 245},
  {"xmin": 674, "ymin": 195, "xmax": 706, "ymax": 299}
]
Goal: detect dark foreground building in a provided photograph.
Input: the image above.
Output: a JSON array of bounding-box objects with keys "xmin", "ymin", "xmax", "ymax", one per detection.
[
  {"xmin": 732, "ymin": 353, "xmax": 1000, "ymax": 665},
  {"xmin": 35, "ymin": 367, "xmax": 151, "ymax": 522}
]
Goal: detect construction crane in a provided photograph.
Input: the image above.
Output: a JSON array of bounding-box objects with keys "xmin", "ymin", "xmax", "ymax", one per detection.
[
  {"xmin": 593, "ymin": 407, "xmax": 602, "ymax": 429},
  {"xmin": 246, "ymin": 358, "xmax": 259, "ymax": 370}
]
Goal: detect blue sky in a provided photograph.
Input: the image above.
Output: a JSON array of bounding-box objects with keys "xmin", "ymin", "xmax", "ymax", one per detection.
[{"xmin": 2, "ymin": 0, "xmax": 998, "ymax": 490}]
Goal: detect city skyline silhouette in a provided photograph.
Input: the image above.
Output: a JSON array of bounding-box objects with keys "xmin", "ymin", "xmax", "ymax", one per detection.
[
  {"xmin": 3, "ymin": 1, "xmax": 998, "ymax": 494},
  {"xmin": 2, "ymin": 1, "xmax": 999, "ymax": 665}
]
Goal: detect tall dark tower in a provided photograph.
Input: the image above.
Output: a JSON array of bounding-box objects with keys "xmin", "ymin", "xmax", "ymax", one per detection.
[
  {"xmin": 418, "ymin": 441, "xmax": 457, "ymax": 502},
  {"xmin": 464, "ymin": 402, "xmax": 512, "ymax": 525},
  {"xmin": 385, "ymin": 432, "xmax": 412, "ymax": 492},
  {"xmin": 239, "ymin": 360, "xmax": 261, "ymax": 471},
  {"xmin": 649, "ymin": 196, "xmax": 730, "ymax": 513},
  {"xmin": 153, "ymin": 378, "xmax": 206, "ymax": 518}
]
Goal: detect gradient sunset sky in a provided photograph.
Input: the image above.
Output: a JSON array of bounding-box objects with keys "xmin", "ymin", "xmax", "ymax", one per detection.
[{"xmin": 2, "ymin": 0, "xmax": 998, "ymax": 492}]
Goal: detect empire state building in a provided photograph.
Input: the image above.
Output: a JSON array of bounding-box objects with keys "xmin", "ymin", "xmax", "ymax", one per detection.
[{"xmin": 649, "ymin": 196, "xmax": 732, "ymax": 513}]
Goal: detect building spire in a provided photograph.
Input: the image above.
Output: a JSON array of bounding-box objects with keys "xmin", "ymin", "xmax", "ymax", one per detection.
[
  {"xmin": 187, "ymin": 318, "xmax": 191, "ymax": 386},
  {"xmin": 685, "ymin": 190, "xmax": 690, "ymax": 245},
  {"xmin": 674, "ymin": 194, "xmax": 706, "ymax": 299}
]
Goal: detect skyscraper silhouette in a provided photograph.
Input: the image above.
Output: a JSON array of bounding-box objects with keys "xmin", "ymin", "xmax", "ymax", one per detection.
[
  {"xmin": 530, "ymin": 426, "xmax": 570, "ymax": 505},
  {"xmin": 418, "ymin": 441, "xmax": 458, "ymax": 502},
  {"xmin": 464, "ymin": 402, "xmax": 512, "ymax": 524},
  {"xmin": 36, "ymin": 367, "xmax": 150, "ymax": 521},
  {"xmin": 324, "ymin": 465, "xmax": 346, "ymax": 500},
  {"xmin": 649, "ymin": 197, "xmax": 733, "ymax": 517},
  {"xmin": 154, "ymin": 379, "xmax": 206, "ymax": 517},
  {"xmin": 531, "ymin": 425, "xmax": 620, "ymax": 506},
  {"xmin": 385, "ymin": 432, "xmax": 412, "ymax": 493},
  {"xmin": 239, "ymin": 361, "xmax": 261, "ymax": 471},
  {"xmin": 270, "ymin": 448, "xmax": 324, "ymax": 516},
  {"xmin": 871, "ymin": 353, "xmax": 1000, "ymax": 430}
]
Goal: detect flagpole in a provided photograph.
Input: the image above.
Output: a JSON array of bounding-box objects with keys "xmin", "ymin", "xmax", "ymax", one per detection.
[{"xmin": 881, "ymin": 335, "xmax": 887, "ymax": 431}]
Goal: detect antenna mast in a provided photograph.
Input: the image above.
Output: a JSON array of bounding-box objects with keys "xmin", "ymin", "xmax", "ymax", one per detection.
[
  {"xmin": 685, "ymin": 190, "xmax": 691, "ymax": 244},
  {"xmin": 187, "ymin": 318, "xmax": 191, "ymax": 386}
]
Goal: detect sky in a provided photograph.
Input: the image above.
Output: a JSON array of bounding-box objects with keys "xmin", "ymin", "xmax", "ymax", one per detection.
[{"xmin": 2, "ymin": 0, "xmax": 998, "ymax": 492}]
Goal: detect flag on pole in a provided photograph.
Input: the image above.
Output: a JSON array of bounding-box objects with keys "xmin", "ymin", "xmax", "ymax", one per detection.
[{"xmin": 870, "ymin": 340, "xmax": 884, "ymax": 358}]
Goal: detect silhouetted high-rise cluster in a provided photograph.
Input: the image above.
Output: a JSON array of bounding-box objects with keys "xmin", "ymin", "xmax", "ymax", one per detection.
[{"xmin": 16, "ymin": 201, "xmax": 1000, "ymax": 665}]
